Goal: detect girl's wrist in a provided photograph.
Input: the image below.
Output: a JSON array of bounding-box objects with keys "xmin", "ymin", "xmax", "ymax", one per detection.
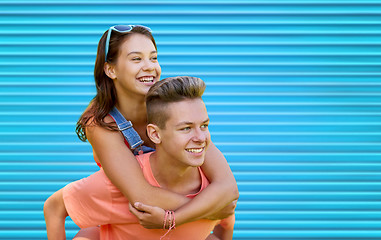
[
  {"xmin": 170, "ymin": 209, "xmax": 198, "ymax": 226},
  {"xmin": 160, "ymin": 210, "xmax": 176, "ymax": 239}
]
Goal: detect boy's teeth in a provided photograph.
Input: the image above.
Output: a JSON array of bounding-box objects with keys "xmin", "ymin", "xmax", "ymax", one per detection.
[{"xmin": 186, "ymin": 148, "xmax": 203, "ymax": 153}]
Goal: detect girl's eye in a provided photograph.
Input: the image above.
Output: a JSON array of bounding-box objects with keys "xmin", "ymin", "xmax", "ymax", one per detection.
[{"xmin": 132, "ymin": 57, "xmax": 141, "ymax": 61}]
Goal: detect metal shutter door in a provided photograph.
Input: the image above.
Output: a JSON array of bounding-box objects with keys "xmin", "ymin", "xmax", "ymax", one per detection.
[{"xmin": 0, "ymin": 1, "xmax": 380, "ymax": 239}]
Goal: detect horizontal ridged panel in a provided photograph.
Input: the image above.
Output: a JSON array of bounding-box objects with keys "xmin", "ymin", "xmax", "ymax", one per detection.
[{"xmin": 1, "ymin": 1, "xmax": 380, "ymax": 239}]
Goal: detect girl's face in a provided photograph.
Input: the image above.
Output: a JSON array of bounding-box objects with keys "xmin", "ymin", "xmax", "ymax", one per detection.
[{"xmin": 110, "ymin": 33, "xmax": 161, "ymax": 98}]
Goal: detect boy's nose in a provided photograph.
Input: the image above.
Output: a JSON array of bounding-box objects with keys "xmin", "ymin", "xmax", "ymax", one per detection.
[{"xmin": 192, "ymin": 129, "xmax": 207, "ymax": 143}]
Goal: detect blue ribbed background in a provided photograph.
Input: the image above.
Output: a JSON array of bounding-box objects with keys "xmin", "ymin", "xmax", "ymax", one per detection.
[{"xmin": 1, "ymin": 1, "xmax": 381, "ymax": 239}]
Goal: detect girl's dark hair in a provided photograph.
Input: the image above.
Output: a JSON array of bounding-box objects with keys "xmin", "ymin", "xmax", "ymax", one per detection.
[{"xmin": 76, "ymin": 26, "xmax": 157, "ymax": 141}]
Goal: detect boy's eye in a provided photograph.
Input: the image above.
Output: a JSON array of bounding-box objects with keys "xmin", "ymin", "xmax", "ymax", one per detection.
[
  {"xmin": 181, "ymin": 127, "xmax": 191, "ymax": 131},
  {"xmin": 201, "ymin": 124, "xmax": 208, "ymax": 129}
]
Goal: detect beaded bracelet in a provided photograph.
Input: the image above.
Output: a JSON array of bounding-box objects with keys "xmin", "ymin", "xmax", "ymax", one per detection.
[{"xmin": 160, "ymin": 210, "xmax": 176, "ymax": 239}]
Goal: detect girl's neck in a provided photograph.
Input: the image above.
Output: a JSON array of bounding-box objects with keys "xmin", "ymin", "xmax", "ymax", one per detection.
[
  {"xmin": 115, "ymin": 93, "xmax": 147, "ymax": 124},
  {"xmin": 114, "ymin": 91, "xmax": 155, "ymax": 149}
]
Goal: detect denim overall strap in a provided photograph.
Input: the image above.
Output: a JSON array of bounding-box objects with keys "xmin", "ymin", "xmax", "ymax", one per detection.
[
  {"xmin": 133, "ymin": 145, "xmax": 155, "ymax": 156},
  {"xmin": 109, "ymin": 106, "xmax": 144, "ymax": 150}
]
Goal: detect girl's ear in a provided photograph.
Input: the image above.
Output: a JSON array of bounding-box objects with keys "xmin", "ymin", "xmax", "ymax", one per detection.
[
  {"xmin": 104, "ymin": 62, "xmax": 117, "ymax": 80},
  {"xmin": 146, "ymin": 124, "xmax": 161, "ymax": 144}
]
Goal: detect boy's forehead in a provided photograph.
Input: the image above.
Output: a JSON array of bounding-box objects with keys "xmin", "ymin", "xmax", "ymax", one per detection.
[{"xmin": 166, "ymin": 98, "xmax": 208, "ymax": 124}]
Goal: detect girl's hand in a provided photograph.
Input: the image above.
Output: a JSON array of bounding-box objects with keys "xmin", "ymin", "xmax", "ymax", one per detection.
[{"xmin": 129, "ymin": 202, "xmax": 166, "ymax": 229}]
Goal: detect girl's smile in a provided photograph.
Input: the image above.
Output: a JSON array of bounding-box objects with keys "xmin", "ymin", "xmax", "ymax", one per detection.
[{"xmin": 109, "ymin": 34, "xmax": 161, "ymax": 98}]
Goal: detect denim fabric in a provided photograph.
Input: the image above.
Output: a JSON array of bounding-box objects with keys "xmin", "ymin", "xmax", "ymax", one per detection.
[
  {"xmin": 109, "ymin": 107, "xmax": 155, "ymax": 155},
  {"xmin": 133, "ymin": 145, "xmax": 155, "ymax": 156}
]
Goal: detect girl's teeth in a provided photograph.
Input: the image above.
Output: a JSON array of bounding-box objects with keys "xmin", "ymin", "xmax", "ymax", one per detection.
[
  {"xmin": 186, "ymin": 148, "xmax": 203, "ymax": 153},
  {"xmin": 139, "ymin": 77, "xmax": 154, "ymax": 82}
]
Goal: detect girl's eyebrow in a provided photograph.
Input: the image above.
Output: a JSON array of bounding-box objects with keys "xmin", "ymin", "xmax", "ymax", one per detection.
[{"xmin": 127, "ymin": 51, "xmax": 157, "ymax": 57}]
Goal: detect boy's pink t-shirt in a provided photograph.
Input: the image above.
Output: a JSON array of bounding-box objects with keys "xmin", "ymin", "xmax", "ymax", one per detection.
[{"xmin": 63, "ymin": 152, "xmax": 235, "ymax": 240}]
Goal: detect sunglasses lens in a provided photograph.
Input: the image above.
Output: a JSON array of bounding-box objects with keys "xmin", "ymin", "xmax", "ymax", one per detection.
[
  {"xmin": 105, "ymin": 25, "xmax": 152, "ymax": 62},
  {"xmin": 113, "ymin": 25, "xmax": 133, "ymax": 32}
]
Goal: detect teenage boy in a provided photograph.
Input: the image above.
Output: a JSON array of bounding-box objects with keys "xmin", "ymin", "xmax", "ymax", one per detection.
[{"xmin": 44, "ymin": 76, "xmax": 235, "ymax": 240}]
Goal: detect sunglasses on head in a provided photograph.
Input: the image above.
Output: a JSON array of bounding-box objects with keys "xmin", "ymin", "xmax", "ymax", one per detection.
[{"xmin": 104, "ymin": 25, "xmax": 152, "ymax": 62}]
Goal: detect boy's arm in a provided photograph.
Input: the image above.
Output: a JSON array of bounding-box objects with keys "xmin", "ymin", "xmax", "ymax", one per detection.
[
  {"xmin": 208, "ymin": 224, "xmax": 233, "ymax": 240},
  {"xmin": 43, "ymin": 189, "xmax": 68, "ymax": 240},
  {"xmin": 205, "ymin": 232, "xmax": 221, "ymax": 240},
  {"xmin": 209, "ymin": 214, "xmax": 236, "ymax": 240},
  {"xmin": 72, "ymin": 227, "xmax": 100, "ymax": 240}
]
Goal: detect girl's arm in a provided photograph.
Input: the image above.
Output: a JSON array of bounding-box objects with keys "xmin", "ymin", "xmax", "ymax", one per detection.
[
  {"xmin": 130, "ymin": 142, "xmax": 238, "ymax": 227},
  {"xmin": 87, "ymin": 121, "xmax": 238, "ymax": 226},
  {"xmin": 87, "ymin": 119, "xmax": 189, "ymax": 209},
  {"xmin": 172, "ymin": 141, "xmax": 239, "ymax": 225}
]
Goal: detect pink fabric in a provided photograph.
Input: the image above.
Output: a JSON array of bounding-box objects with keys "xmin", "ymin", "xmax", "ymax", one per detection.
[{"xmin": 63, "ymin": 152, "xmax": 234, "ymax": 240}]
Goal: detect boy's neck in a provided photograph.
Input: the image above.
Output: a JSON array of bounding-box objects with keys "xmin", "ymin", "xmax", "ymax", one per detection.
[{"xmin": 149, "ymin": 151, "xmax": 201, "ymax": 196}]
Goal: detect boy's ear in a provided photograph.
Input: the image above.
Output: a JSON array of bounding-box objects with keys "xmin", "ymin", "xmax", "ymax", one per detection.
[
  {"xmin": 104, "ymin": 62, "xmax": 117, "ymax": 80},
  {"xmin": 146, "ymin": 124, "xmax": 161, "ymax": 144}
]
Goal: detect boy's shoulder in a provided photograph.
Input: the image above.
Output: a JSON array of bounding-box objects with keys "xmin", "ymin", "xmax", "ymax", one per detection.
[
  {"xmin": 135, "ymin": 152, "xmax": 159, "ymax": 187},
  {"xmin": 135, "ymin": 151, "xmax": 154, "ymax": 168}
]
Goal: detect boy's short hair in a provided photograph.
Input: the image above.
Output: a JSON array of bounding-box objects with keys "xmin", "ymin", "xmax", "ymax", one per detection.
[{"xmin": 146, "ymin": 76, "xmax": 206, "ymax": 129}]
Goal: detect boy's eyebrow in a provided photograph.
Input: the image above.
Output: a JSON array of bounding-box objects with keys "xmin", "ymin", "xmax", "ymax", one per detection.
[
  {"xmin": 127, "ymin": 51, "xmax": 157, "ymax": 56},
  {"xmin": 176, "ymin": 118, "xmax": 210, "ymax": 126}
]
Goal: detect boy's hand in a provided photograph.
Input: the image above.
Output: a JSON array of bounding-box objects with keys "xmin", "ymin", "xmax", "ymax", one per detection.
[
  {"xmin": 129, "ymin": 202, "xmax": 166, "ymax": 229},
  {"xmin": 206, "ymin": 200, "xmax": 237, "ymax": 220}
]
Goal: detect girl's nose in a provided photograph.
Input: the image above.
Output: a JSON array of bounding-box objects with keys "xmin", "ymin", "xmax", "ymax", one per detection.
[{"xmin": 142, "ymin": 59, "xmax": 155, "ymax": 72}]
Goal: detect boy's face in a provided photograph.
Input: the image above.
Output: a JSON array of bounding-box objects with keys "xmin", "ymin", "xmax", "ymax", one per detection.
[{"xmin": 158, "ymin": 98, "xmax": 210, "ymax": 168}]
